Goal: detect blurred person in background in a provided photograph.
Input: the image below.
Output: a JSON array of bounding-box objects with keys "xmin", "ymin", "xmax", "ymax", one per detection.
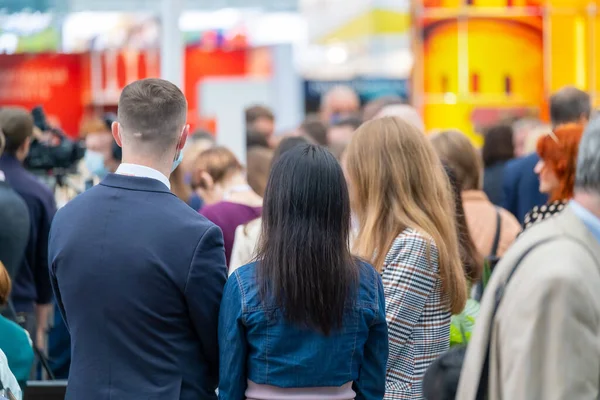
[
  {"xmin": 246, "ymin": 147, "xmax": 273, "ymax": 197},
  {"xmin": 219, "ymin": 144, "xmax": 388, "ymax": 400},
  {"xmin": 373, "ymin": 104, "xmax": 425, "ymax": 133},
  {"xmin": 170, "ymin": 164, "xmax": 195, "ymax": 207},
  {"xmin": 0, "ymin": 107, "xmax": 55, "ymax": 354},
  {"xmin": 457, "ymin": 109, "xmax": 600, "ymax": 400},
  {"xmin": 422, "ymin": 346, "xmax": 465, "ymax": 400},
  {"xmin": 229, "ymin": 135, "xmax": 312, "ymax": 273},
  {"xmin": 0, "ymin": 261, "xmax": 34, "ymax": 390},
  {"xmin": 327, "ymin": 115, "xmax": 362, "ymax": 146},
  {"xmin": 298, "ymin": 115, "xmax": 328, "ymax": 145},
  {"xmin": 321, "ymin": 86, "xmax": 360, "ymax": 124},
  {"xmin": 196, "ymin": 147, "xmax": 263, "ymax": 264},
  {"xmin": 0, "ymin": 131, "xmax": 30, "ymax": 282},
  {"xmin": 181, "ymin": 130, "xmax": 215, "ymax": 177},
  {"xmin": 523, "ymin": 123, "xmax": 584, "ymax": 230},
  {"xmin": 81, "ymin": 116, "xmax": 122, "ymax": 182},
  {"xmin": 482, "ymin": 124, "xmax": 515, "ymax": 206},
  {"xmin": 178, "ymin": 130, "xmax": 215, "ymax": 210},
  {"xmin": 345, "ymin": 117, "xmax": 467, "ymax": 399},
  {"xmin": 245, "ymin": 105, "xmax": 275, "ymax": 145},
  {"xmin": 431, "ymin": 130, "xmax": 521, "ymax": 262},
  {"xmin": 503, "ymin": 87, "xmax": 590, "ymax": 223},
  {"xmin": 362, "ymin": 95, "xmax": 404, "ymax": 121},
  {"xmin": 49, "ymin": 79, "xmax": 227, "ymax": 400},
  {"xmin": 512, "ymin": 118, "xmax": 542, "ymax": 158}
]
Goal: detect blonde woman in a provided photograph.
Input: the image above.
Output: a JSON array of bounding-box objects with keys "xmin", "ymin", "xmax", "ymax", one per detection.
[{"xmin": 345, "ymin": 117, "xmax": 467, "ymax": 400}]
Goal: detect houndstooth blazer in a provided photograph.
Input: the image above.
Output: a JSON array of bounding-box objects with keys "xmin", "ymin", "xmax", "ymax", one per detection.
[{"xmin": 381, "ymin": 228, "xmax": 450, "ymax": 400}]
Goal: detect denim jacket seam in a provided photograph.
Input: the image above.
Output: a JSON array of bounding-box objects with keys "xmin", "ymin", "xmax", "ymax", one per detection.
[
  {"xmin": 349, "ymin": 311, "xmax": 359, "ymax": 376},
  {"xmin": 246, "ymin": 305, "xmax": 278, "ymax": 313},
  {"xmin": 266, "ymin": 311, "xmax": 270, "ymax": 382},
  {"xmin": 368, "ymin": 271, "xmax": 379, "ymax": 328},
  {"xmin": 233, "ymin": 271, "xmax": 248, "ymax": 322}
]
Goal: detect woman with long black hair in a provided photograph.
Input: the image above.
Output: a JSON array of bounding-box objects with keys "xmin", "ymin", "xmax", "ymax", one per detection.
[{"xmin": 218, "ymin": 144, "xmax": 388, "ymax": 400}]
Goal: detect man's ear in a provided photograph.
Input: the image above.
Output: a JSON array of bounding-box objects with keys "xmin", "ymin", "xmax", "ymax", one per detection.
[
  {"xmin": 112, "ymin": 122, "xmax": 122, "ymax": 147},
  {"xmin": 178, "ymin": 124, "xmax": 189, "ymax": 151},
  {"xmin": 22, "ymin": 136, "xmax": 31, "ymax": 154}
]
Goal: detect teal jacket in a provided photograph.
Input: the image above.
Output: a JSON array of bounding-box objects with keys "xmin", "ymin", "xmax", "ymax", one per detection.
[{"xmin": 0, "ymin": 315, "xmax": 34, "ymax": 387}]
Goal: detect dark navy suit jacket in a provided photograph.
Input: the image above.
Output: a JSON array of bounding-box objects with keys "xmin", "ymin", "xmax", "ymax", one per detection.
[
  {"xmin": 502, "ymin": 153, "xmax": 548, "ymax": 224},
  {"xmin": 49, "ymin": 174, "xmax": 227, "ymax": 400}
]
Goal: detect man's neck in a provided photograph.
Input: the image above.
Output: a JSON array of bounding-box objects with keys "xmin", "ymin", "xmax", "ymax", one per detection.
[
  {"xmin": 120, "ymin": 156, "xmax": 171, "ymax": 179},
  {"xmin": 573, "ymin": 191, "xmax": 600, "ymax": 219}
]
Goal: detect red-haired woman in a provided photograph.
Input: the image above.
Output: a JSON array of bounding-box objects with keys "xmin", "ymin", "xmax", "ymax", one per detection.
[{"xmin": 523, "ymin": 123, "xmax": 584, "ymax": 230}]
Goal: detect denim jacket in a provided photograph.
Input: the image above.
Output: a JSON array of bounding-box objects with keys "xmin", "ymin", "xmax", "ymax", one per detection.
[{"xmin": 218, "ymin": 261, "xmax": 388, "ymax": 400}]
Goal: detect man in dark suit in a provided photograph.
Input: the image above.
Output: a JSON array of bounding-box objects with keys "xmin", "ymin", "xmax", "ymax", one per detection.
[
  {"xmin": 0, "ymin": 108, "xmax": 55, "ymax": 348},
  {"xmin": 49, "ymin": 78, "xmax": 227, "ymax": 400},
  {"xmin": 0, "ymin": 130, "xmax": 30, "ymax": 282},
  {"xmin": 503, "ymin": 87, "xmax": 590, "ymax": 223}
]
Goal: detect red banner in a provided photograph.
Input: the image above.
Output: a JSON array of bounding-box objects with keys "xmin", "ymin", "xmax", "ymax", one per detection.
[
  {"xmin": 0, "ymin": 53, "xmax": 84, "ymax": 137},
  {"xmin": 0, "ymin": 49, "xmax": 250, "ymax": 138}
]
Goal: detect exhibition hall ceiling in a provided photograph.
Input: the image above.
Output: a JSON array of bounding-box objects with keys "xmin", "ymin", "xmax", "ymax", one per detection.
[{"xmin": 0, "ymin": 0, "xmax": 298, "ymax": 13}]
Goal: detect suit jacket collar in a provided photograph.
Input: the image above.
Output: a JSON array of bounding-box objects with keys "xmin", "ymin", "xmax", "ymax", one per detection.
[{"xmin": 100, "ymin": 173, "xmax": 175, "ymax": 196}]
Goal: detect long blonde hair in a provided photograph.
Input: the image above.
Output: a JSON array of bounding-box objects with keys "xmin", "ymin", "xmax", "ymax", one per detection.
[{"xmin": 345, "ymin": 117, "xmax": 467, "ymax": 314}]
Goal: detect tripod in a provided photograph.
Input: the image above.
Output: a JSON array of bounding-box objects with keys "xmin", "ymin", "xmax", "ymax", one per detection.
[{"xmin": 49, "ymin": 170, "xmax": 83, "ymax": 208}]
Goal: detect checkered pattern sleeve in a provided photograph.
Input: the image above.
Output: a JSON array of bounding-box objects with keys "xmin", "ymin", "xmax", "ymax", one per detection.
[{"xmin": 382, "ymin": 229, "xmax": 449, "ymax": 399}]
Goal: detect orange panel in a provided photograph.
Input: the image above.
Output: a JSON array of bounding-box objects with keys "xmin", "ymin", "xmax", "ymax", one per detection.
[{"xmin": 550, "ymin": 14, "xmax": 589, "ymax": 92}]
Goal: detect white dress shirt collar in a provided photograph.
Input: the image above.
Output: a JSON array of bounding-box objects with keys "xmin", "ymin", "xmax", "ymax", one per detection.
[
  {"xmin": 116, "ymin": 163, "xmax": 171, "ymax": 189},
  {"xmin": 0, "ymin": 170, "xmax": 4, "ymax": 182}
]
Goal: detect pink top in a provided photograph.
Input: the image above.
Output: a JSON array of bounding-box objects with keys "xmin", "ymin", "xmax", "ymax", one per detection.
[{"xmin": 245, "ymin": 381, "xmax": 355, "ymax": 400}]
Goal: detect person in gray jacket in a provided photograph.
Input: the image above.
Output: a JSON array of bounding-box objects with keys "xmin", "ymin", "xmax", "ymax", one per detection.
[{"xmin": 458, "ymin": 116, "xmax": 600, "ymax": 400}]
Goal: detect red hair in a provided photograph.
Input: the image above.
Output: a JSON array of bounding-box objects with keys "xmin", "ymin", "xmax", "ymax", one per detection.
[{"xmin": 536, "ymin": 123, "xmax": 584, "ymax": 202}]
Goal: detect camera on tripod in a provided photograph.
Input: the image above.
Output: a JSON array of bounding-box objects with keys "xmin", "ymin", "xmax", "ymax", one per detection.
[{"xmin": 24, "ymin": 106, "xmax": 86, "ymax": 174}]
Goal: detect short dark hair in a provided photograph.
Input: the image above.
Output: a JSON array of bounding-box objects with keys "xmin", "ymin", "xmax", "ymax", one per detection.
[
  {"xmin": 422, "ymin": 346, "xmax": 466, "ymax": 400},
  {"xmin": 245, "ymin": 105, "xmax": 274, "ymax": 125},
  {"xmin": 300, "ymin": 116, "xmax": 328, "ymax": 145},
  {"xmin": 256, "ymin": 144, "xmax": 358, "ymax": 335},
  {"xmin": 272, "ymin": 135, "xmax": 312, "ymax": 166},
  {"xmin": 117, "ymin": 78, "xmax": 187, "ymax": 152},
  {"xmin": 332, "ymin": 115, "xmax": 362, "ymax": 130},
  {"xmin": 482, "ymin": 124, "xmax": 515, "ymax": 167},
  {"xmin": 550, "ymin": 87, "xmax": 591, "ymax": 127},
  {"xmin": 0, "ymin": 107, "xmax": 34, "ymax": 155}
]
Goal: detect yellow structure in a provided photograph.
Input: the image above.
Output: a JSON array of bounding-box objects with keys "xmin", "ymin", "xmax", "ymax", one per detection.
[{"xmin": 419, "ymin": 0, "xmax": 600, "ymax": 140}]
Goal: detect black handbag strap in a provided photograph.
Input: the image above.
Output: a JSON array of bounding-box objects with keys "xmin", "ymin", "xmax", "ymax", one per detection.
[
  {"xmin": 5, "ymin": 299, "xmax": 56, "ymax": 381},
  {"xmin": 475, "ymin": 235, "xmax": 598, "ymax": 399},
  {"xmin": 489, "ymin": 207, "xmax": 502, "ymax": 258}
]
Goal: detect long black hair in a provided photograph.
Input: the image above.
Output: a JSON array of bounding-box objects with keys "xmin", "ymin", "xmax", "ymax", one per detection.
[{"xmin": 255, "ymin": 144, "xmax": 358, "ymax": 335}]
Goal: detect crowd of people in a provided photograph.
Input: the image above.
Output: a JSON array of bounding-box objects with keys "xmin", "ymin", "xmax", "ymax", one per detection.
[{"xmin": 0, "ymin": 77, "xmax": 598, "ymax": 400}]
